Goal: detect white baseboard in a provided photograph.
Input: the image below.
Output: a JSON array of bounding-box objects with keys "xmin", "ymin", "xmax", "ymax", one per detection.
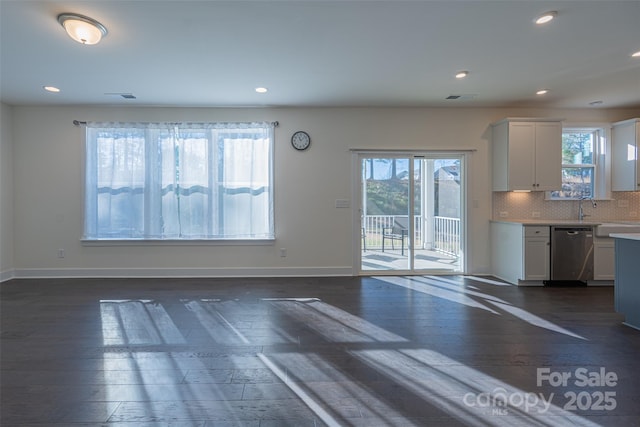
[
  {"xmin": 0, "ymin": 269, "xmax": 15, "ymax": 282},
  {"xmin": 12, "ymin": 266, "xmax": 354, "ymax": 279}
]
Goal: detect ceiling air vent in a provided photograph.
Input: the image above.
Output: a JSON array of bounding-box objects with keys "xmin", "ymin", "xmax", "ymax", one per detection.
[
  {"xmin": 104, "ymin": 92, "xmax": 137, "ymax": 99},
  {"xmin": 446, "ymin": 94, "xmax": 477, "ymax": 100}
]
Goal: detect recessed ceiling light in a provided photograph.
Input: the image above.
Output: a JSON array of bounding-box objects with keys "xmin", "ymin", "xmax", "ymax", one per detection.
[
  {"xmin": 536, "ymin": 89, "xmax": 549, "ymax": 95},
  {"xmin": 535, "ymin": 11, "xmax": 557, "ymax": 25},
  {"xmin": 44, "ymin": 86, "xmax": 60, "ymax": 93},
  {"xmin": 455, "ymin": 71, "xmax": 469, "ymax": 79},
  {"xmin": 255, "ymin": 87, "xmax": 268, "ymax": 93},
  {"xmin": 632, "ymin": 51, "xmax": 640, "ymax": 58}
]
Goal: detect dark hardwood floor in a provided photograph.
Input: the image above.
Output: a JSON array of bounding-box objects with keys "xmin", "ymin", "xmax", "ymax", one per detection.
[{"xmin": 1, "ymin": 275, "xmax": 639, "ymax": 426}]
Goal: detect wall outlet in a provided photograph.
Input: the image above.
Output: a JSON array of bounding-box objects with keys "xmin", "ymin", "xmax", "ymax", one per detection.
[
  {"xmin": 532, "ymin": 211, "xmax": 541, "ymax": 218},
  {"xmin": 57, "ymin": 248, "xmax": 65, "ymax": 258},
  {"xmin": 279, "ymin": 248, "xmax": 287, "ymax": 257},
  {"xmin": 335, "ymin": 199, "xmax": 350, "ymax": 208},
  {"xmin": 499, "ymin": 211, "xmax": 508, "ymax": 218}
]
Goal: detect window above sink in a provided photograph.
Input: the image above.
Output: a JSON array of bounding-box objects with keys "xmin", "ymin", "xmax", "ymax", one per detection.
[{"xmin": 548, "ymin": 126, "xmax": 609, "ymax": 201}]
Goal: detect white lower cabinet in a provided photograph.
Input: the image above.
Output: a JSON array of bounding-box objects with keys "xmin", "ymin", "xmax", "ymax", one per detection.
[
  {"xmin": 594, "ymin": 237, "xmax": 615, "ymax": 281},
  {"xmin": 492, "ymin": 221, "xmax": 613, "ymax": 285},
  {"xmin": 523, "ymin": 226, "xmax": 550, "ymax": 280},
  {"xmin": 491, "ymin": 222, "xmax": 549, "ymax": 285}
]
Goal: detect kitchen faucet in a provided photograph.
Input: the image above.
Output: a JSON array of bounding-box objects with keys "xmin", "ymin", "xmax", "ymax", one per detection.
[{"xmin": 578, "ymin": 196, "xmax": 597, "ymax": 221}]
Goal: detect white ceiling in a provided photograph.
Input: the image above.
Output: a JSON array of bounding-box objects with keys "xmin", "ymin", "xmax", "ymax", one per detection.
[{"xmin": 1, "ymin": 0, "xmax": 639, "ymax": 108}]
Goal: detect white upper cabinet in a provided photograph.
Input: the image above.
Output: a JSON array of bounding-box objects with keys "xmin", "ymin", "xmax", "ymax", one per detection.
[
  {"xmin": 492, "ymin": 118, "xmax": 562, "ymax": 191},
  {"xmin": 611, "ymin": 118, "xmax": 640, "ymax": 192}
]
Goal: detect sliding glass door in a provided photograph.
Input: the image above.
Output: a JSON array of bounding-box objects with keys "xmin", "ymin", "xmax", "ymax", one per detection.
[{"xmin": 358, "ymin": 153, "xmax": 465, "ymax": 274}]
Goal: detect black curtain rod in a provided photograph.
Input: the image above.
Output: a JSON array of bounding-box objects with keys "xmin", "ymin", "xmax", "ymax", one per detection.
[{"xmin": 73, "ymin": 120, "xmax": 279, "ymax": 127}]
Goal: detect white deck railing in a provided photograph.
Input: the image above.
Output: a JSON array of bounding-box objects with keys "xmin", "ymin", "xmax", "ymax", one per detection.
[
  {"xmin": 363, "ymin": 215, "xmax": 459, "ymax": 256},
  {"xmin": 432, "ymin": 216, "xmax": 460, "ymax": 256}
]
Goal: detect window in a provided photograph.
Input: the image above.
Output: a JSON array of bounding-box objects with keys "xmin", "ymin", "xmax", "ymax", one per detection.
[
  {"xmin": 549, "ymin": 128, "xmax": 604, "ymax": 200},
  {"xmin": 84, "ymin": 122, "xmax": 274, "ymax": 240}
]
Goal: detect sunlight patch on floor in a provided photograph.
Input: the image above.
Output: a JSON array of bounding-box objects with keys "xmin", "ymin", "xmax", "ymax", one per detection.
[
  {"xmin": 376, "ymin": 276, "xmax": 586, "ymax": 340},
  {"xmin": 97, "ymin": 294, "xmax": 596, "ymax": 425}
]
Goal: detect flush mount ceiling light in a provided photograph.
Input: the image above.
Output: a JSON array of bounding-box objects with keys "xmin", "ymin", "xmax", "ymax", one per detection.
[
  {"xmin": 535, "ymin": 11, "xmax": 557, "ymax": 25},
  {"xmin": 455, "ymin": 71, "xmax": 469, "ymax": 79},
  {"xmin": 632, "ymin": 51, "xmax": 640, "ymax": 58},
  {"xmin": 255, "ymin": 87, "xmax": 268, "ymax": 93},
  {"xmin": 43, "ymin": 86, "xmax": 60, "ymax": 93},
  {"xmin": 536, "ymin": 89, "xmax": 549, "ymax": 95},
  {"xmin": 57, "ymin": 13, "xmax": 107, "ymax": 45}
]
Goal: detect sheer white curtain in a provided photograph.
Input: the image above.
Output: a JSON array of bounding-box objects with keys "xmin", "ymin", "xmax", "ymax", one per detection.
[{"xmin": 84, "ymin": 122, "xmax": 274, "ymax": 240}]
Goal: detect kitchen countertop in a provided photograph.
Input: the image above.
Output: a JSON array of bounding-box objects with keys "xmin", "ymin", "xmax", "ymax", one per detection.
[
  {"xmin": 492, "ymin": 219, "xmax": 640, "ymax": 225},
  {"xmin": 610, "ymin": 233, "xmax": 640, "ymax": 241},
  {"xmin": 490, "ymin": 219, "xmax": 604, "ymax": 226}
]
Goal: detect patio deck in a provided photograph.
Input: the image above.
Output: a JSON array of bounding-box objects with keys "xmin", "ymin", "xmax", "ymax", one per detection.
[{"xmin": 361, "ymin": 247, "xmax": 460, "ymax": 272}]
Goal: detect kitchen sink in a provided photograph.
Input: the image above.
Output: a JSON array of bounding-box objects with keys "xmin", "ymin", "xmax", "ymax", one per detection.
[{"xmin": 595, "ymin": 223, "xmax": 640, "ymax": 237}]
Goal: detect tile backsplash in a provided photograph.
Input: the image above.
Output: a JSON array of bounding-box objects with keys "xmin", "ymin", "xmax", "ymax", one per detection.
[{"xmin": 493, "ymin": 191, "xmax": 640, "ymax": 221}]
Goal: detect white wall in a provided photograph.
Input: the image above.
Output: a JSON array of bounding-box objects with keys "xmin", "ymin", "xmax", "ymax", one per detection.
[
  {"xmin": 8, "ymin": 105, "xmax": 640, "ymax": 278},
  {"xmin": 1, "ymin": 103, "xmax": 14, "ymax": 280}
]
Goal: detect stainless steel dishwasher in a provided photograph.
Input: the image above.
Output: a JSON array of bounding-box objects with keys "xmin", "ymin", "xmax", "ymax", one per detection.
[{"xmin": 550, "ymin": 226, "xmax": 594, "ymax": 283}]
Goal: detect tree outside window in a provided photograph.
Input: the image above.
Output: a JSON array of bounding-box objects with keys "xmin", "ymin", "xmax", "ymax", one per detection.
[{"xmin": 550, "ymin": 130, "xmax": 595, "ymax": 199}]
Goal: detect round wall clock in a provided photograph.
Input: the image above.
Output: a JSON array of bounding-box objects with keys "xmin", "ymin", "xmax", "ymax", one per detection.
[{"xmin": 291, "ymin": 131, "xmax": 311, "ymax": 151}]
